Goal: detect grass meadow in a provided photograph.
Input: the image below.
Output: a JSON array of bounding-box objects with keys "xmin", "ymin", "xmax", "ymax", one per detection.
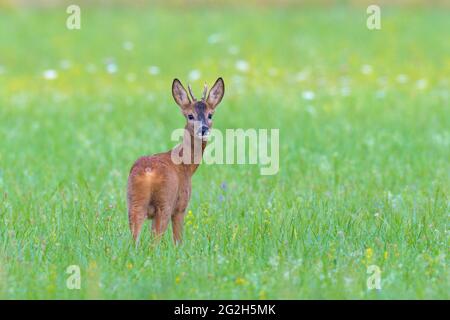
[{"xmin": 0, "ymin": 3, "xmax": 449, "ymax": 299}]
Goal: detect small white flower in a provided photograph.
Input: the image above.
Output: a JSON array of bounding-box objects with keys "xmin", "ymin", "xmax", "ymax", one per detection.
[
  {"xmin": 361, "ymin": 64, "xmax": 373, "ymax": 75},
  {"xmin": 396, "ymin": 74, "xmax": 408, "ymax": 84},
  {"xmin": 207, "ymin": 33, "xmax": 222, "ymax": 44},
  {"xmin": 306, "ymin": 105, "xmax": 316, "ymax": 116},
  {"xmin": 126, "ymin": 73, "xmax": 136, "ymax": 82},
  {"xmin": 295, "ymin": 70, "xmax": 309, "ymax": 82},
  {"xmin": 302, "ymin": 90, "xmax": 315, "ymax": 100},
  {"xmin": 268, "ymin": 68, "xmax": 278, "ymax": 77},
  {"xmin": 416, "ymin": 79, "xmax": 427, "ymax": 90},
  {"xmin": 268, "ymin": 255, "xmax": 279, "ymax": 268},
  {"xmin": 340, "ymin": 87, "xmax": 351, "ymax": 96},
  {"xmin": 43, "ymin": 69, "xmax": 58, "ymax": 80},
  {"xmin": 375, "ymin": 90, "xmax": 386, "ymax": 99},
  {"xmin": 365, "ymin": 137, "xmax": 375, "ymax": 147},
  {"xmin": 231, "ymin": 75, "xmax": 246, "ymax": 94},
  {"xmin": 188, "ymin": 69, "xmax": 201, "ymax": 81},
  {"xmin": 235, "ymin": 60, "xmax": 249, "ymax": 72},
  {"xmin": 147, "ymin": 66, "xmax": 160, "ymax": 75},
  {"xmin": 217, "ymin": 255, "xmax": 226, "ymax": 265},
  {"xmin": 344, "ymin": 277, "xmax": 354, "ymax": 286},
  {"xmin": 228, "ymin": 45, "xmax": 239, "ymax": 55},
  {"xmin": 60, "ymin": 60, "xmax": 71, "ymax": 70},
  {"xmin": 122, "ymin": 41, "xmax": 134, "ymax": 51},
  {"xmin": 106, "ymin": 63, "xmax": 118, "ymax": 74}
]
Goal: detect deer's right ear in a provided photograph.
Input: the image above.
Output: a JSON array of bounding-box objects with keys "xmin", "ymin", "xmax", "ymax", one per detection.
[{"xmin": 172, "ymin": 79, "xmax": 191, "ymax": 108}]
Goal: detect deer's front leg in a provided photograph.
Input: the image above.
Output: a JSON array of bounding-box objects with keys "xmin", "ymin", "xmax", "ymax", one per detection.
[{"xmin": 172, "ymin": 213, "xmax": 185, "ymax": 245}]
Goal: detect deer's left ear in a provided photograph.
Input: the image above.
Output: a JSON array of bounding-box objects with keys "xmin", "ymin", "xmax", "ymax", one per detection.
[{"xmin": 206, "ymin": 77, "xmax": 225, "ymax": 109}]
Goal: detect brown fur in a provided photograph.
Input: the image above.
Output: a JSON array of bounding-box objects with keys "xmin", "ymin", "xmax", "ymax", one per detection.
[{"xmin": 127, "ymin": 78, "xmax": 224, "ymax": 244}]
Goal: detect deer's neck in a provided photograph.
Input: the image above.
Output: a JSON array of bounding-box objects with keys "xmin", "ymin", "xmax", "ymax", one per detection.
[{"xmin": 178, "ymin": 128, "xmax": 207, "ymax": 176}]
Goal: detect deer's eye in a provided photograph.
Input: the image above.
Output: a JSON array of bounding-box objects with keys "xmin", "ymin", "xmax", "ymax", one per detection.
[
  {"xmin": 208, "ymin": 114, "xmax": 213, "ymax": 120},
  {"xmin": 188, "ymin": 114, "xmax": 194, "ymax": 120}
]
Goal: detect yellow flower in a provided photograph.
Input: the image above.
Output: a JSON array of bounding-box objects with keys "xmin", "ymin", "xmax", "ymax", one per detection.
[
  {"xmin": 232, "ymin": 226, "xmax": 239, "ymax": 241},
  {"xmin": 175, "ymin": 276, "xmax": 181, "ymax": 284},
  {"xmin": 292, "ymin": 228, "xmax": 298, "ymax": 240},
  {"xmin": 384, "ymin": 251, "xmax": 388, "ymax": 260},
  {"xmin": 126, "ymin": 262, "xmax": 133, "ymax": 270},
  {"xmin": 259, "ymin": 290, "xmax": 267, "ymax": 299},
  {"xmin": 235, "ymin": 277, "xmax": 247, "ymax": 285},
  {"xmin": 365, "ymin": 248, "xmax": 373, "ymax": 260}
]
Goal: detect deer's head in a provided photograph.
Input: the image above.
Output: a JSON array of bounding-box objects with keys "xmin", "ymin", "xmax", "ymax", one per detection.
[{"xmin": 172, "ymin": 77, "xmax": 225, "ymax": 140}]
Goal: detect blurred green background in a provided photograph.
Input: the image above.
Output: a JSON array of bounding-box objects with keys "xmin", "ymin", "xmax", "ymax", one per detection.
[{"xmin": 0, "ymin": 0, "xmax": 448, "ymax": 299}]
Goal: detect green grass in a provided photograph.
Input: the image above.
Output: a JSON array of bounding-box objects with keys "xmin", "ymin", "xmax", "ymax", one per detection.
[{"xmin": 0, "ymin": 5, "xmax": 449, "ymax": 299}]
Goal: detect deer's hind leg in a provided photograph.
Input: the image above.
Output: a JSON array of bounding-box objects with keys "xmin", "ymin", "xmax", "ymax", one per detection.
[
  {"xmin": 128, "ymin": 203, "xmax": 148, "ymax": 243},
  {"xmin": 150, "ymin": 189, "xmax": 177, "ymax": 242},
  {"xmin": 151, "ymin": 206, "xmax": 172, "ymax": 241},
  {"xmin": 127, "ymin": 179, "xmax": 152, "ymax": 244},
  {"xmin": 172, "ymin": 213, "xmax": 185, "ymax": 245}
]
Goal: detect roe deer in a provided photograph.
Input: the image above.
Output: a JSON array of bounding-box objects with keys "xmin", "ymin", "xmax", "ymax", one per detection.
[{"xmin": 127, "ymin": 77, "xmax": 225, "ymax": 244}]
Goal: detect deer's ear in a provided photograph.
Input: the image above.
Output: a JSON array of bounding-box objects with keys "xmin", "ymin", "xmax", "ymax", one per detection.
[
  {"xmin": 172, "ymin": 79, "xmax": 191, "ymax": 108},
  {"xmin": 207, "ymin": 77, "xmax": 225, "ymax": 109}
]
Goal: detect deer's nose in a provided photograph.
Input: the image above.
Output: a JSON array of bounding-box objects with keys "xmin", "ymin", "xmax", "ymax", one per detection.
[{"xmin": 201, "ymin": 126, "xmax": 209, "ymax": 135}]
